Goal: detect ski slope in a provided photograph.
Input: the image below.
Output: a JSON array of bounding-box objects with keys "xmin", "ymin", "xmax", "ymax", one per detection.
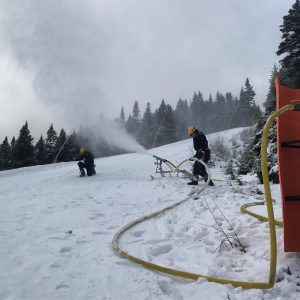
[{"xmin": 0, "ymin": 128, "xmax": 299, "ymax": 300}]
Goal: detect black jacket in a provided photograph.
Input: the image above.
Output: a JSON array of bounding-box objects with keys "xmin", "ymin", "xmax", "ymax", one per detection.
[
  {"xmin": 193, "ymin": 130, "xmax": 209, "ymax": 157},
  {"xmin": 77, "ymin": 151, "xmax": 94, "ymax": 167}
]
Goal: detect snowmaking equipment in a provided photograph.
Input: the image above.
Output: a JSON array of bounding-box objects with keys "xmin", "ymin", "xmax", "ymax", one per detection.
[
  {"xmin": 152, "ymin": 155, "xmax": 192, "ymax": 178},
  {"xmin": 239, "ymin": 76, "xmax": 300, "ymax": 287},
  {"xmin": 112, "ymin": 155, "xmax": 277, "ymax": 289},
  {"xmin": 112, "ymin": 80, "xmax": 300, "ymax": 288},
  {"xmin": 275, "ymin": 76, "xmax": 300, "ymax": 252}
]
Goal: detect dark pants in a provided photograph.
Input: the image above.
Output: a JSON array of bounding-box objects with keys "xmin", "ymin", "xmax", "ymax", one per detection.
[
  {"xmin": 78, "ymin": 161, "xmax": 96, "ymax": 176},
  {"xmin": 193, "ymin": 150, "xmax": 210, "ymax": 179}
]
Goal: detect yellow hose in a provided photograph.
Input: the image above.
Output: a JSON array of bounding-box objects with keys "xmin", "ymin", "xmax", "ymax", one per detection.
[
  {"xmin": 258, "ymin": 104, "xmax": 293, "ymax": 287},
  {"xmin": 240, "ymin": 201, "xmax": 283, "ymax": 227},
  {"xmin": 112, "ymin": 104, "xmax": 294, "ymax": 289}
]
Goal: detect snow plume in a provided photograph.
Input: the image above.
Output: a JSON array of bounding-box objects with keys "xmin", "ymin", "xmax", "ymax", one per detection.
[
  {"xmin": 80, "ymin": 116, "xmax": 150, "ymax": 155},
  {"xmin": 0, "ymin": 0, "xmax": 145, "ymax": 153}
]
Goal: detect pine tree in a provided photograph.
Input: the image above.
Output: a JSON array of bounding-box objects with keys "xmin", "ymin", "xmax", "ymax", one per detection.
[
  {"xmin": 252, "ymin": 66, "xmax": 279, "ymax": 182},
  {"xmin": 45, "ymin": 124, "xmax": 57, "ymax": 163},
  {"xmin": 55, "ymin": 129, "xmax": 68, "ymax": 162},
  {"xmin": 174, "ymin": 98, "xmax": 190, "ymax": 140},
  {"xmin": 189, "ymin": 92, "xmax": 205, "ymax": 130},
  {"xmin": 162, "ymin": 104, "xmax": 177, "ymax": 145},
  {"xmin": 10, "ymin": 137, "xmax": 17, "ymax": 169},
  {"xmin": 35, "ymin": 135, "xmax": 48, "ymax": 165},
  {"xmin": 0, "ymin": 136, "xmax": 11, "ymax": 170},
  {"xmin": 277, "ymin": 0, "xmax": 300, "ymax": 87},
  {"xmin": 119, "ymin": 106, "xmax": 126, "ymax": 125},
  {"xmin": 214, "ymin": 91, "xmax": 226, "ymax": 131},
  {"xmin": 236, "ymin": 67, "xmax": 279, "ymax": 182},
  {"xmin": 244, "ymin": 78, "xmax": 261, "ymax": 124},
  {"xmin": 131, "ymin": 101, "xmax": 141, "ymax": 137},
  {"xmin": 139, "ymin": 102, "xmax": 154, "ymax": 148},
  {"xmin": 15, "ymin": 121, "xmax": 35, "ymax": 167},
  {"xmin": 205, "ymin": 94, "xmax": 215, "ymax": 133},
  {"xmin": 65, "ymin": 131, "xmax": 80, "ymax": 160},
  {"xmin": 236, "ymin": 78, "xmax": 260, "ymax": 126},
  {"xmin": 225, "ymin": 92, "xmax": 238, "ymax": 129},
  {"xmin": 264, "ymin": 65, "xmax": 278, "ymax": 114},
  {"xmin": 244, "ymin": 78, "xmax": 256, "ymax": 108},
  {"xmin": 152, "ymin": 100, "xmax": 176, "ymax": 147},
  {"xmin": 126, "ymin": 114, "xmax": 135, "ymax": 135},
  {"xmin": 152, "ymin": 99, "xmax": 167, "ymax": 147}
]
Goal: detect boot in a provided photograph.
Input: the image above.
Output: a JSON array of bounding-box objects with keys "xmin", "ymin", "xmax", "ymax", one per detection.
[
  {"xmin": 204, "ymin": 174, "xmax": 214, "ymax": 186},
  {"xmin": 79, "ymin": 171, "xmax": 86, "ymax": 177},
  {"xmin": 187, "ymin": 180, "xmax": 198, "ymax": 185},
  {"xmin": 208, "ymin": 180, "xmax": 214, "ymax": 186}
]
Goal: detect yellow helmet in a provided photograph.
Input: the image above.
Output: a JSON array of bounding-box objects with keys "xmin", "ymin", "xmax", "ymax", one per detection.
[
  {"xmin": 80, "ymin": 147, "xmax": 87, "ymax": 154},
  {"xmin": 188, "ymin": 126, "xmax": 196, "ymax": 135}
]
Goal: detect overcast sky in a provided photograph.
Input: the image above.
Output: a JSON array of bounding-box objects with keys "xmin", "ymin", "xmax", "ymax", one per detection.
[{"xmin": 0, "ymin": 0, "xmax": 295, "ymax": 141}]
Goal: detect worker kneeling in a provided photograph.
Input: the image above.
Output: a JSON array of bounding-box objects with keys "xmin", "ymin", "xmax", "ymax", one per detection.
[{"xmin": 77, "ymin": 147, "xmax": 96, "ymax": 177}]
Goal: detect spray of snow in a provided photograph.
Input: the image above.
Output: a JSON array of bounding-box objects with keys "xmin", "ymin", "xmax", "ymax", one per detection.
[{"xmin": 0, "ymin": 0, "xmax": 146, "ymax": 153}]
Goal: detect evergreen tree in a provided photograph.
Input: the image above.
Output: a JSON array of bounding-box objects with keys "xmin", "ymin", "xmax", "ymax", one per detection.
[
  {"xmin": 55, "ymin": 129, "xmax": 68, "ymax": 162},
  {"xmin": 152, "ymin": 100, "xmax": 176, "ymax": 147},
  {"xmin": 237, "ymin": 140, "xmax": 255, "ymax": 175},
  {"xmin": 205, "ymin": 94, "xmax": 215, "ymax": 133},
  {"xmin": 244, "ymin": 78, "xmax": 256, "ymax": 108},
  {"xmin": 264, "ymin": 65, "xmax": 278, "ymax": 114},
  {"xmin": 15, "ymin": 121, "xmax": 35, "ymax": 167},
  {"xmin": 139, "ymin": 102, "xmax": 154, "ymax": 148},
  {"xmin": 236, "ymin": 67, "xmax": 279, "ymax": 181},
  {"xmin": 236, "ymin": 78, "xmax": 260, "ymax": 126},
  {"xmin": 119, "ymin": 106, "xmax": 126, "ymax": 125},
  {"xmin": 152, "ymin": 99, "xmax": 167, "ymax": 147},
  {"xmin": 214, "ymin": 91, "xmax": 226, "ymax": 131},
  {"xmin": 252, "ymin": 66, "xmax": 279, "ymax": 182},
  {"xmin": 189, "ymin": 92, "xmax": 205, "ymax": 130},
  {"xmin": 225, "ymin": 92, "xmax": 238, "ymax": 129},
  {"xmin": 277, "ymin": 0, "xmax": 300, "ymax": 87},
  {"xmin": 45, "ymin": 124, "xmax": 57, "ymax": 163},
  {"xmin": 244, "ymin": 78, "xmax": 261, "ymax": 124},
  {"xmin": 35, "ymin": 135, "xmax": 48, "ymax": 165},
  {"xmin": 131, "ymin": 101, "xmax": 141, "ymax": 137},
  {"xmin": 162, "ymin": 104, "xmax": 177, "ymax": 145},
  {"xmin": 126, "ymin": 114, "xmax": 135, "ymax": 135},
  {"xmin": 65, "ymin": 131, "xmax": 80, "ymax": 161},
  {"xmin": 10, "ymin": 137, "xmax": 17, "ymax": 169},
  {"xmin": 174, "ymin": 98, "xmax": 190, "ymax": 140},
  {"xmin": 0, "ymin": 136, "xmax": 11, "ymax": 170},
  {"xmin": 126, "ymin": 101, "xmax": 142, "ymax": 138}
]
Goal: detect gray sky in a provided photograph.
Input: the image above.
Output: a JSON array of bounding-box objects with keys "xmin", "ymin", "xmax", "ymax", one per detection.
[{"xmin": 0, "ymin": 0, "xmax": 295, "ymax": 141}]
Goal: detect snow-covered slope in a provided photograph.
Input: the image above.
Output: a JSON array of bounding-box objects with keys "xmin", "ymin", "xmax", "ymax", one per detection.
[{"xmin": 0, "ymin": 128, "xmax": 299, "ymax": 300}]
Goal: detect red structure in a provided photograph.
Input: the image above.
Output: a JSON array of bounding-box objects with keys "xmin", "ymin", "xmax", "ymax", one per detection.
[{"xmin": 275, "ymin": 76, "xmax": 300, "ymax": 252}]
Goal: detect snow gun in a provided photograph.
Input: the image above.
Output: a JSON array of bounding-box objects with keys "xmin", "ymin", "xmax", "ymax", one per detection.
[{"xmin": 152, "ymin": 155, "xmax": 192, "ymax": 178}]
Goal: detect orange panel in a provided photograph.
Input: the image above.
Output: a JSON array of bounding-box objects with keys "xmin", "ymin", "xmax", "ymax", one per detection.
[{"xmin": 275, "ymin": 76, "xmax": 300, "ymax": 252}]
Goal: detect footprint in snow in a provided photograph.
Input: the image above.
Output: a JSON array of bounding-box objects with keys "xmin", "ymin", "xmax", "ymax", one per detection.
[
  {"xmin": 157, "ymin": 280, "xmax": 183, "ymax": 299},
  {"xmin": 56, "ymin": 283, "xmax": 69, "ymax": 290},
  {"xmin": 60, "ymin": 247, "xmax": 72, "ymax": 254},
  {"xmin": 150, "ymin": 245, "xmax": 173, "ymax": 257},
  {"xmin": 92, "ymin": 231, "xmax": 109, "ymax": 235},
  {"xmin": 76, "ymin": 239, "xmax": 89, "ymax": 244},
  {"xmin": 132, "ymin": 230, "xmax": 145, "ymax": 237},
  {"xmin": 50, "ymin": 262, "xmax": 61, "ymax": 269}
]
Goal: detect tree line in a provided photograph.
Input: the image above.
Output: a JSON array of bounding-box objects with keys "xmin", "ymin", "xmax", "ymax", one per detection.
[
  {"xmin": 120, "ymin": 77, "xmax": 261, "ymax": 149},
  {"xmin": 0, "ymin": 123, "xmax": 79, "ymax": 171},
  {"xmin": 0, "ymin": 76, "xmax": 261, "ymax": 171}
]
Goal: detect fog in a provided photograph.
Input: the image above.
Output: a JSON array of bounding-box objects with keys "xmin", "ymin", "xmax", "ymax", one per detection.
[{"xmin": 0, "ymin": 0, "xmax": 295, "ymax": 148}]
